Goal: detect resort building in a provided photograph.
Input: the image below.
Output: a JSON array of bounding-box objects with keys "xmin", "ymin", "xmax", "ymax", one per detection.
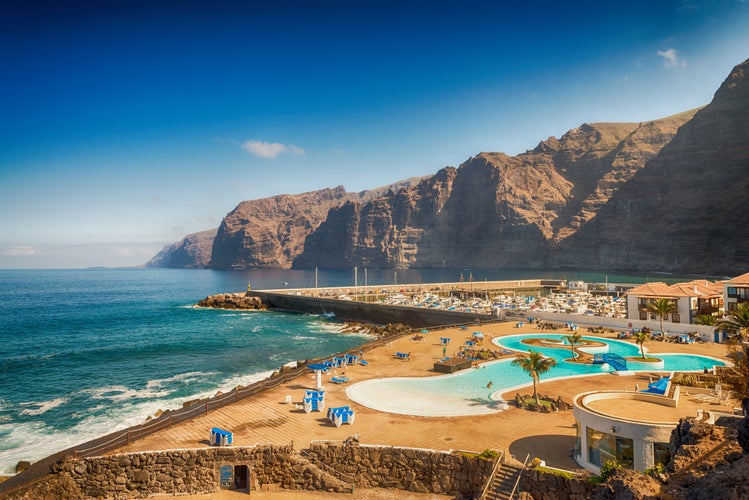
[
  {"xmin": 573, "ymin": 389, "xmax": 678, "ymax": 473},
  {"xmin": 625, "ymin": 280, "xmax": 723, "ymax": 326},
  {"xmin": 723, "ymin": 271, "xmax": 749, "ymax": 311}
]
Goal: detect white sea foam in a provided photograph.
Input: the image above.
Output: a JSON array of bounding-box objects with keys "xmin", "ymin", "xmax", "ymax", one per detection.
[
  {"xmin": 145, "ymin": 371, "xmax": 214, "ymax": 389},
  {"xmin": 18, "ymin": 397, "xmax": 69, "ymax": 416},
  {"xmin": 83, "ymin": 385, "xmax": 172, "ymax": 403},
  {"xmin": 0, "ymin": 366, "xmax": 284, "ymax": 474},
  {"xmin": 291, "ymin": 335, "xmax": 318, "ymax": 341}
]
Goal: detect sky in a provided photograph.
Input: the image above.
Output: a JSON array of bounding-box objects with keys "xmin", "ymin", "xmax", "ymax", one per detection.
[{"xmin": 2, "ymin": 0, "xmax": 749, "ymax": 268}]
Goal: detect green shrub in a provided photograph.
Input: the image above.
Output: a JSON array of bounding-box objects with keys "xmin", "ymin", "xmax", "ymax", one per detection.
[
  {"xmin": 478, "ymin": 449, "xmax": 500, "ymax": 460},
  {"xmin": 644, "ymin": 463, "xmax": 666, "ymax": 476},
  {"xmin": 599, "ymin": 460, "xmax": 621, "ymax": 480}
]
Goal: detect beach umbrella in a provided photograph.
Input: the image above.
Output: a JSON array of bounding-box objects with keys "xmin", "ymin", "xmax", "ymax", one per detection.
[{"xmin": 307, "ymin": 363, "xmax": 329, "ymax": 390}]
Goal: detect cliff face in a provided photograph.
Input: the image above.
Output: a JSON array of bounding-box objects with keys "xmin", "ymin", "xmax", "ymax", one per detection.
[
  {"xmin": 555, "ymin": 58, "xmax": 749, "ymax": 274},
  {"xmin": 209, "ymin": 178, "xmax": 427, "ymax": 269},
  {"xmin": 292, "ymin": 109, "xmax": 697, "ymax": 269},
  {"xmin": 146, "ymin": 228, "xmax": 217, "ymax": 268},
  {"xmin": 148, "ymin": 58, "xmax": 749, "ymax": 275}
]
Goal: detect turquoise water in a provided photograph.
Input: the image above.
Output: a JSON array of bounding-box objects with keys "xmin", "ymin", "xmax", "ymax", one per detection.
[{"xmin": 347, "ymin": 334, "xmax": 726, "ymax": 416}]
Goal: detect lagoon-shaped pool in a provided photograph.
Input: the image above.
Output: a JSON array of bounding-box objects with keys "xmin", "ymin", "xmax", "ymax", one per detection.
[{"xmin": 345, "ymin": 334, "xmax": 726, "ymax": 417}]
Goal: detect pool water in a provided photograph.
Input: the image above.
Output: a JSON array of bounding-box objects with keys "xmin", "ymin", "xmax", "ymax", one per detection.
[{"xmin": 345, "ymin": 334, "xmax": 726, "ymax": 416}]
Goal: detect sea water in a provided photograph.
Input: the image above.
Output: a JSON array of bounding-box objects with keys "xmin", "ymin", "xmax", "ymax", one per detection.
[
  {"xmin": 0, "ymin": 268, "xmax": 374, "ymax": 474},
  {"xmin": 0, "ymin": 267, "xmax": 699, "ymax": 474}
]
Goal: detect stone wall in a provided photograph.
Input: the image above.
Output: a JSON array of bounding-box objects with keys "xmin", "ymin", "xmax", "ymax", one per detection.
[
  {"xmin": 519, "ymin": 468, "xmax": 595, "ymax": 500},
  {"xmin": 49, "ymin": 445, "xmax": 303, "ymax": 499},
  {"xmin": 308, "ymin": 441, "xmax": 495, "ymax": 497},
  {"xmin": 15, "ymin": 441, "xmax": 493, "ymax": 499}
]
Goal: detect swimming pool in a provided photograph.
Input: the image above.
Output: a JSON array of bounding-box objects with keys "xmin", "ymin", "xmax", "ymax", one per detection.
[{"xmin": 345, "ymin": 334, "xmax": 726, "ymax": 417}]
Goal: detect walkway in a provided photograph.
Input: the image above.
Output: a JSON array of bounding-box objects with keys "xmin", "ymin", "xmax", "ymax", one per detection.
[{"xmin": 110, "ymin": 321, "xmax": 732, "ymax": 473}]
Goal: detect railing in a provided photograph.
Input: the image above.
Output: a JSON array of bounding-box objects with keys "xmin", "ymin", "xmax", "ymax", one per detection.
[
  {"xmin": 508, "ymin": 454, "xmax": 530, "ymax": 500},
  {"xmin": 478, "ymin": 449, "xmax": 504, "ymax": 500},
  {"xmin": 299, "ymin": 448, "xmax": 357, "ymax": 492}
]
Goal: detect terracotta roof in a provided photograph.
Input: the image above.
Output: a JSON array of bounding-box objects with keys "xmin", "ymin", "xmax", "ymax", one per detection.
[
  {"xmin": 725, "ymin": 272, "xmax": 749, "ymax": 285},
  {"xmin": 626, "ymin": 282, "xmax": 676, "ymax": 298},
  {"xmin": 668, "ymin": 280, "xmax": 723, "ymax": 298},
  {"xmin": 627, "ymin": 280, "xmax": 722, "ymax": 298}
]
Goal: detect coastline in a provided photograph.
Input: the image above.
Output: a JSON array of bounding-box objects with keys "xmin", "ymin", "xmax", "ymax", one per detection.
[{"xmin": 1, "ymin": 313, "xmax": 733, "ymax": 497}]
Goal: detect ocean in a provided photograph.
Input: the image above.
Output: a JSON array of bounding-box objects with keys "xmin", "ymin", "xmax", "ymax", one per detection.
[{"xmin": 0, "ymin": 267, "xmax": 689, "ymax": 474}]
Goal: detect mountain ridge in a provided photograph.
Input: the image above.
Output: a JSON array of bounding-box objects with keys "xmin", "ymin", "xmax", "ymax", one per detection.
[{"xmin": 146, "ymin": 57, "xmax": 749, "ymax": 275}]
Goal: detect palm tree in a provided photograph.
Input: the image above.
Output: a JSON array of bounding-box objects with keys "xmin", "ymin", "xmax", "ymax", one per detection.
[
  {"xmin": 512, "ymin": 349, "xmax": 557, "ymax": 405},
  {"xmin": 718, "ymin": 302, "xmax": 749, "ymax": 342},
  {"xmin": 564, "ymin": 332, "xmax": 582, "ymax": 361},
  {"xmin": 633, "ymin": 330, "xmax": 650, "ymax": 359},
  {"xmin": 693, "ymin": 313, "xmax": 717, "ymax": 326},
  {"xmin": 646, "ymin": 298, "xmax": 677, "ymax": 334}
]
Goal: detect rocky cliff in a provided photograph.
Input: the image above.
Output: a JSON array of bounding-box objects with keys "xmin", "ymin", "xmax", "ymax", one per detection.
[
  {"xmin": 146, "ymin": 228, "xmax": 216, "ymax": 268},
  {"xmin": 293, "ymin": 110, "xmax": 697, "ymax": 269},
  {"xmin": 209, "ymin": 178, "xmax": 426, "ymax": 269},
  {"xmin": 556, "ymin": 58, "xmax": 749, "ymax": 274},
  {"xmin": 148, "ymin": 58, "xmax": 749, "ymax": 275}
]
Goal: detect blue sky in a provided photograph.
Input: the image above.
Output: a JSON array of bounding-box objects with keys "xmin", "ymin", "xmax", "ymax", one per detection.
[{"xmin": 2, "ymin": 0, "xmax": 749, "ymax": 268}]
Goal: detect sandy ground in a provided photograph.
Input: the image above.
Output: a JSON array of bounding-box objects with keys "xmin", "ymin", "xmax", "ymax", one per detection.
[{"xmin": 111, "ymin": 319, "xmax": 732, "ymax": 499}]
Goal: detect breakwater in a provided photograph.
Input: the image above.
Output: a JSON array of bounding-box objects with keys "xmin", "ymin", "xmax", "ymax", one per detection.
[{"xmin": 250, "ymin": 290, "xmax": 496, "ymax": 327}]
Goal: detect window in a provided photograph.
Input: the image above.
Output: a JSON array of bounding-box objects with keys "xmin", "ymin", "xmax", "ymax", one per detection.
[
  {"xmin": 639, "ymin": 311, "xmax": 648, "ymax": 320},
  {"xmin": 575, "ymin": 421, "xmax": 581, "ymax": 458},
  {"xmin": 653, "ymin": 443, "xmax": 672, "ymax": 467},
  {"xmin": 671, "ymin": 313, "xmax": 680, "ymax": 323},
  {"xmin": 727, "ymin": 287, "xmax": 737, "ymax": 297},
  {"xmin": 586, "ymin": 427, "xmax": 634, "ymax": 469}
]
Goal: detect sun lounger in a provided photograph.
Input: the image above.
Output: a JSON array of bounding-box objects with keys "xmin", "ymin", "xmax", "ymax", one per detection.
[
  {"xmin": 394, "ymin": 352, "xmax": 410, "ymax": 360},
  {"xmin": 331, "ymin": 376, "xmax": 350, "ymax": 384},
  {"xmin": 303, "ymin": 395, "xmax": 325, "ymax": 413},
  {"xmin": 210, "ymin": 427, "xmax": 233, "ymax": 446},
  {"xmin": 359, "ymin": 359, "xmax": 369, "ymax": 366},
  {"xmin": 327, "ymin": 405, "xmax": 350, "ymax": 421},
  {"xmin": 328, "ymin": 406, "xmax": 355, "ymax": 427},
  {"xmin": 345, "ymin": 354, "xmax": 359, "ymax": 365},
  {"xmin": 440, "ymin": 337, "xmax": 451, "ymax": 345}
]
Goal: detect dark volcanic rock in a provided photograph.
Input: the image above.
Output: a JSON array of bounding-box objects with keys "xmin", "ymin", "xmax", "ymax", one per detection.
[{"xmin": 197, "ymin": 293, "xmax": 265, "ymax": 310}]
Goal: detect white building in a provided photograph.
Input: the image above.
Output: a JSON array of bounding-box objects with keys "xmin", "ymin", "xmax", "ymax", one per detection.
[
  {"xmin": 723, "ymin": 271, "xmax": 749, "ymax": 312},
  {"xmin": 625, "ymin": 280, "xmax": 723, "ymax": 326}
]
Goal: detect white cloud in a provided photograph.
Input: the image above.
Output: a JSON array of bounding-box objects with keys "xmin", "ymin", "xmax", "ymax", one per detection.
[
  {"xmin": 657, "ymin": 48, "xmax": 687, "ymax": 68},
  {"xmin": 3, "ymin": 245, "xmax": 41, "ymax": 256},
  {"xmin": 241, "ymin": 139, "xmax": 306, "ymax": 159}
]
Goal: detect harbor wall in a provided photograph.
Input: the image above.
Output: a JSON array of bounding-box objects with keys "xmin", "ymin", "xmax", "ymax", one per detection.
[{"xmin": 249, "ymin": 291, "xmax": 497, "ymax": 327}]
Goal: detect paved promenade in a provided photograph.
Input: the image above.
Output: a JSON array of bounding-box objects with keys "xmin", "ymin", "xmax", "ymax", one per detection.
[{"xmin": 110, "ymin": 320, "xmax": 732, "ymax": 474}]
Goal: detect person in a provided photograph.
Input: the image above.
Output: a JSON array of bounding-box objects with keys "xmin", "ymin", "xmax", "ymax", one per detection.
[
  {"xmin": 442, "ymin": 346, "xmax": 447, "ymax": 357},
  {"xmin": 487, "ymin": 381, "xmax": 493, "ymax": 389},
  {"xmin": 704, "ymin": 366, "xmax": 708, "ymax": 374}
]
